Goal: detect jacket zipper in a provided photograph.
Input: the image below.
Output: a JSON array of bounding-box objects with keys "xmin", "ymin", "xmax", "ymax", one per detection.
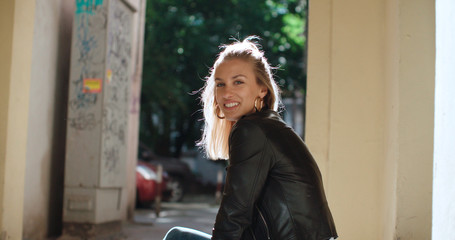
[{"xmin": 256, "ymin": 206, "xmax": 271, "ymax": 240}]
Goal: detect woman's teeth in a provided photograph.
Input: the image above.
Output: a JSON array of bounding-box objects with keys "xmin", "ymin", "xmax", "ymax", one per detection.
[{"xmin": 225, "ymin": 102, "xmax": 239, "ymax": 108}]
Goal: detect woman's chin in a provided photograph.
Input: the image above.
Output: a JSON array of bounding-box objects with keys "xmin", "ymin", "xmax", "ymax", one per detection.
[
  {"xmin": 225, "ymin": 116, "xmax": 240, "ymax": 122},
  {"xmin": 221, "ymin": 109, "xmax": 239, "ymax": 122}
]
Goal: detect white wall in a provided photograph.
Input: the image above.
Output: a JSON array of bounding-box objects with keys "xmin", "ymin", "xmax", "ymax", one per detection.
[{"xmin": 432, "ymin": 0, "xmax": 455, "ymax": 238}]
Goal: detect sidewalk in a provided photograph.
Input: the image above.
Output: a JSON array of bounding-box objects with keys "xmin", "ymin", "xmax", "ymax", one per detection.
[{"xmin": 122, "ymin": 194, "xmax": 219, "ymax": 240}]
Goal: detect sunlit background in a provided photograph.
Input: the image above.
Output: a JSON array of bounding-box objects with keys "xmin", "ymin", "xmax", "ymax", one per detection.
[{"xmin": 139, "ymin": 0, "xmax": 308, "ymax": 158}]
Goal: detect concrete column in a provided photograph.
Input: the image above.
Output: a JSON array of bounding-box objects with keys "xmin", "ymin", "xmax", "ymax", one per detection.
[
  {"xmin": 62, "ymin": 0, "xmax": 138, "ymax": 236},
  {"xmin": 125, "ymin": 0, "xmax": 147, "ymax": 220},
  {"xmin": 383, "ymin": 0, "xmax": 434, "ymax": 239},
  {"xmin": 0, "ymin": 0, "xmax": 36, "ymax": 239},
  {"xmin": 306, "ymin": 0, "xmax": 434, "ymax": 239},
  {"xmin": 307, "ymin": 0, "xmax": 385, "ymax": 238},
  {"xmin": 64, "ymin": 0, "xmax": 145, "ymax": 236}
]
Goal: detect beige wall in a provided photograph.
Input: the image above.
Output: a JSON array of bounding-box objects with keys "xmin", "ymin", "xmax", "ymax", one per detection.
[
  {"xmin": 0, "ymin": 0, "xmax": 15, "ymax": 233},
  {"xmin": 306, "ymin": 0, "xmax": 434, "ymax": 239},
  {"xmin": 22, "ymin": 0, "xmax": 74, "ymax": 238},
  {"xmin": 307, "ymin": 0, "xmax": 385, "ymax": 238},
  {"xmin": 0, "ymin": 0, "xmax": 36, "ymax": 239},
  {"xmin": 383, "ymin": 1, "xmax": 399, "ymax": 238}
]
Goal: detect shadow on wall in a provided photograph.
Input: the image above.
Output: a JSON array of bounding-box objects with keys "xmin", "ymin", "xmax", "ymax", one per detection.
[{"xmin": 46, "ymin": 2, "xmax": 73, "ymax": 237}]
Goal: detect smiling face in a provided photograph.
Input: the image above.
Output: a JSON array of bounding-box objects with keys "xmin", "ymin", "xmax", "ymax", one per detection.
[{"xmin": 214, "ymin": 58, "xmax": 268, "ymax": 122}]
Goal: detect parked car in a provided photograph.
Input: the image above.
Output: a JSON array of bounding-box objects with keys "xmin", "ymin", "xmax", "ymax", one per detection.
[
  {"xmin": 135, "ymin": 161, "xmax": 167, "ymax": 208},
  {"xmin": 138, "ymin": 142, "xmax": 194, "ymax": 202}
]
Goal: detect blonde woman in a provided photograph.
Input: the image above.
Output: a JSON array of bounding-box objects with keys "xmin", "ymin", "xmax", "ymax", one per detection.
[{"xmin": 164, "ymin": 37, "xmax": 337, "ymax": 240}]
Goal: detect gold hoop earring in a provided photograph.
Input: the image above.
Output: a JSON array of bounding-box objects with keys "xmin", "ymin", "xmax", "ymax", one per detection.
[
  {"xmin": 215, "ymin": 105, "xmax": 225, "ymax": 119},
  {"xmin": 254, "ymin": 97, "xmax": 264, "ymax": 112}
]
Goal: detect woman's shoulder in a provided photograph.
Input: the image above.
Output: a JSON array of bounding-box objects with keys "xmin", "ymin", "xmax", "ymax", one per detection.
[
  {"xmin": 233, "ymin": 109, "xmax": 287, "ymax": 136},
  {"xmin": 230, "ymin": 117, "xmax": 264, "ymax": 138},
  {"xmin": 240, "ymin": 109, "xmax": 286, "ymax": 126}
]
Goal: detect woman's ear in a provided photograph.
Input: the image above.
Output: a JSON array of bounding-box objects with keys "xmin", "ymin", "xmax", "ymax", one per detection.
[{"xmin": 259, "ymin": 86, "xmax": 268, "ymax": 99}]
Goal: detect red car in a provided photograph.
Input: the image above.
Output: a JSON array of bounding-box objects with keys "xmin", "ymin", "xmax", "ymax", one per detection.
[
  {"xmin": 138, "ymin": 143, "xmax": 193, "ymax": 202},
  {"xmin": 136, "ymin": 161, "xmax": 167, "ymax": 207}
]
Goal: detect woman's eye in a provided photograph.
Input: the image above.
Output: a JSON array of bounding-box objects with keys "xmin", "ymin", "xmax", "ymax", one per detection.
[
  {"xmin": 216, "ymin": 83, "xmax": 225, "ymax": 87},
  {"xmin": 234, "ymin": 80, "xmax": 243, "ymax": 85}
]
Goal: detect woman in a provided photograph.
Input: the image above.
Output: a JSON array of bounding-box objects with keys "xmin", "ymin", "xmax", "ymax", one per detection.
[{"xmin": 164, "ymin": 36, "xmax": 337, "ymax": 240}]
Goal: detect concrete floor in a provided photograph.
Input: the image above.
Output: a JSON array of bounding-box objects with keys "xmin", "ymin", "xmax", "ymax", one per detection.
[{"xmin": 122, "ymin": 195, "xmax": 219, "ymax": 240}]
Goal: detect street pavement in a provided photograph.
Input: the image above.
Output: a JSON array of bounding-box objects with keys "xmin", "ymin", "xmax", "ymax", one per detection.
[{"xmin": 122, "ymin": 194, "xmax": 219, "ymax": 240}]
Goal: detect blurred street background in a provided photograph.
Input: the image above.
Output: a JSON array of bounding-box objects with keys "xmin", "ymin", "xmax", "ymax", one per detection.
[{"xmin": 123, "ymin": 194, "xmax": 217, "ymax": 240}]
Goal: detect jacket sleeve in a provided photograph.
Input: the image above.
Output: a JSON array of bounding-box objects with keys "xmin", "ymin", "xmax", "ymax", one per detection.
[{"xmin": 212, "ymin": 120, "xmax": 271, "ymax": 240}]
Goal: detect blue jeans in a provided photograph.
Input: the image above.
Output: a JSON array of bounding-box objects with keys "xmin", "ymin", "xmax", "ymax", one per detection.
[{"xmin": 163, "ymin": 227, "xmax": 212, "ymax": 240}]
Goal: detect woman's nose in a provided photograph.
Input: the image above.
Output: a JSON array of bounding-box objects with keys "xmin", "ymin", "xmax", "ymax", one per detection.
[{"xmin": 222, "ymin": 86, "xmax": 234, "ymax": 99}]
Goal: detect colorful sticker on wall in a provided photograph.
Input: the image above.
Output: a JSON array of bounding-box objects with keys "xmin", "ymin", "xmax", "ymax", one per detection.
[
  {"xmin": 106, "ymin": 69, "xmax": 113, "ymax": 84},
  {"xmin": 83, "ymin": 78, "xmax": 102, "ymax": 93}
]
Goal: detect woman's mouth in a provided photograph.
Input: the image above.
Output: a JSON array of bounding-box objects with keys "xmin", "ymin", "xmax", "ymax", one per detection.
[{"xmin": 224, "ymin": 102, "xmax": 239, "ymax": 108}]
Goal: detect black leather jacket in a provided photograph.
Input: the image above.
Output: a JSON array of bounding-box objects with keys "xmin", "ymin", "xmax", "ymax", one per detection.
[{"xmin": 212, "ymin": 109, "xmax": 337, "ymax": 240}]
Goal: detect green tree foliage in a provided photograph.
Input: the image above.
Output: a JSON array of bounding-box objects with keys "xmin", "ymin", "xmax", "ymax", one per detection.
[{"xmin": 141, "ymin": 0, "xmax": 307, "ymax": 157}]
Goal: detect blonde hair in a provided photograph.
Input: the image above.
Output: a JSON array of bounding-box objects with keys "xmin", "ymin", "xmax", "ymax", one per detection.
[{"xmin": 198, "ymin": 36, "xmax": 281, "ymax": 160}]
